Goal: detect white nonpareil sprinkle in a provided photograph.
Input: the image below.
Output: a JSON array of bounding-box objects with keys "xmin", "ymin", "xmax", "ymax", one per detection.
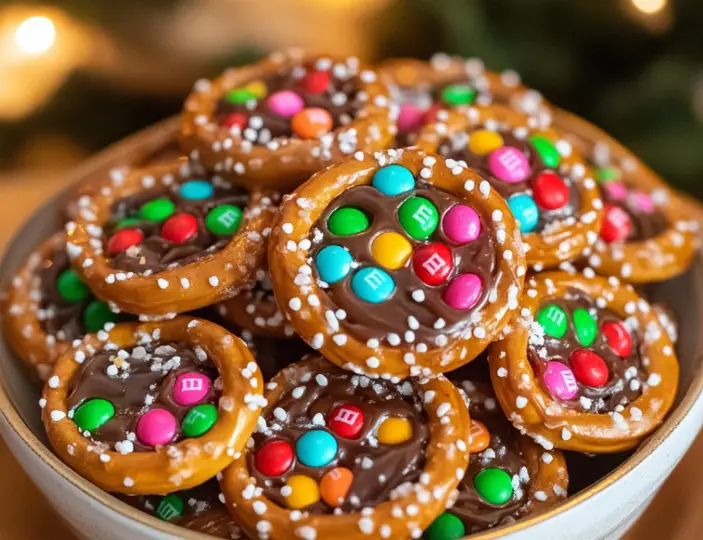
[
  {"xmin": 288, "ymin": 298, "xmax": 302, "ymax": 311},
  {"xmin": 516, "ymin": 396, "xmax": 528, "ymax": 409},
  {"xmin": 123, "ymin": 477, "xmax": 135, "ymax": 487},
  {"xmin": 497, "ymin": 367, "xmax": 508, "ymax": 378},
  {"xmin": 208, "ymin": 276, "xmax": 220, "ymax": 287},
  {"xmin": 157, "ymin": 279, "xmax": 169, "ymax": 289},
  {"xmin": 48, "ymin": 376, "xmax": 60, "ymax": 389},
  {"xmin": 50, "ymin": 410, "xmax": 66, "ymax": 422}
]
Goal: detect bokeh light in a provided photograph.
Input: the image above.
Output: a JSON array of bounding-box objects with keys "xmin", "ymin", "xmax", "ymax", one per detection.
[
  {"xmin": 631, "ymin": 0, "xmax": 667, "ymax": 15},
  {"xmin": 14, "ymin": 15, "xmax": 56, "ymax": 55}
]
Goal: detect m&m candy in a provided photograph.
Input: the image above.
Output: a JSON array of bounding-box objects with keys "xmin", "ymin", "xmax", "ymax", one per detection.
[
  {"xmin": 508, "ymin": 194, "xmax": 539, "ymax": 233},
  {"xmin": 285, "ymin": 475, "xmax": 320, "ymax": 510},
  {"xmin": 543, "ymin": 361, "xmax": 579, "ymax": 400},
  {"xmin": 206, "ymin": 205, "xmax": 243, "ymax": 236},
  {"xmin": 371, "ymin": 165, "xmax": 415, "ymax": 196},
  {"xmin": 536, "ymin": 305, "xmax": 568, "ymax": 338},
  {"xmin": 441, "ymin": 84, "xmax": 476, "ymax": 106},
  {"xmin": 267, "ymin": 90, "xmax": 304, "ymax": 117},
  {"xmin": 179, "ymin": 180, "xmax": 214, "ymax": 201},
  {"xmin": 292, "ymin": 107, "xmax": 333, "ymax": 139},
  {"xmin": 139, "ymin": 198, "xmax": 175, "ymax": 223},
  {"xmin": 83, "ymin": 300, "xmax": 120, "ymax": 333},
  {"xmin": 413, "ymin": 243, "xmax": 453, "ymax": 286},
  {"xmin": 473, "ymin": 468, "xmax": 513, "ymax": 505},
  {"xmin": 487, "ymin": 146, "xmax": 530, "ymax": 184},
  {"xmin": 320, "ymin": 467, "xmax": 353, "ymax": 508},
  {"xmin": 295, "ymin": 430, "xmax": 338, "ymax": 468},
  {"xmin": 601, "ymin": 204, "xmax": 632, "ymax": 243},
  {"xmin": 156, "ymin": 494, "xmax": 184, "ymax": 521},
  {"xmin": 529, "ymin": 135, "xmax": 560, "ymax": 168},
  {"xmin": 255, "ymin": 440, "xmax": 294, "ymax": 477},
  {"xmin": 328, "ymin": 404, "xmax": 364, "ymax": 439},
  {"xmin": 573, "ymin": 308, "xmax": 598, "ymax": 347},
  {"xmin": 398, "ymin": 197, "xmax": 439, "ymax": 240},
  {"xmin": 443, "ymin": 273, "xmax": 482, "ymax": 310},
  {"xmin": 425, "ymin": 513, "xmax": 465, "ymax": 540},
  {"xmin": 595, "ymin": 167, "xmax": 621, "ymax": 183},
  {"xmin": 327, "ymin": 207, "xmax": 369, "ymax": 236},
  {"xmin": 602, "ymin": 181, "xmax": 628, "ymax": 201},
  {"xmin": 299, "ymin": 70, "xmax": 330, "ymax": 94},
  {"xmin": 350, "ymin": 267, "xmax": 395, "ymax": 303},
  {"xmin": 602, "ymin": 321, "xmax": 633, "ymax": 358},
  {"xmin": 468, "ymin": 130, "xmax": 504, "ymax": 156},
  {"xmin": 371, "ymin": 232, "xmax": 413, "ymax": 270},
  {"xmin": 397, "ymin": 103, "xmax": 424, "ymax": 133},
  {"xmin": 136, "ymin": 408, "xmax": 177, "ymax": 447},
  {"xmin": 468, "ymin": 419, "xmax": 490, "ymax": 453},
  {"xmin": 377, "ymin": 417, "xmax": 413, "ymax": 445},
  {"xmin": 221, "ymin": 113, "xmax": 248, "ymax": 130},
  {"xmin": 115, "ymin": 217, "xmax": 141, "ymax": 230},
  {"xmin": 57, "ymin": 269, "xmax": 89, "ymax": 303},
  {"xmin": 630, "ymin": 191, "xmax": 655, "ymax": 214},
  {"xmin": 161, "ymin": 213, "xmax": 198, "ymax": 244},
  {"xmin": 173, "ymin": 372, "xmax": 211, "ymax": 406},
  {"xmin": 224, "ymin": 88, "xmax": 255, "ymax": 104},
  {"xmin": 73, "ymin": 398, "xmax": 114, "ymax": 432},
  {"xmin": 570, "ymin": 350, "xmax": 609, "ymax": 388},
  {"xmin": 422, "ymin": 104, "xmax": 443, "ymax": 126},
  {"xmin": 245, "ymin": 80, "xmax": 267, "ymax": 98},
  {"xmin": 315, "ymin": 245, "xmax": 353, "ymax": 284},
  {"xmin": 182, "ymin": 403, "xmax": 218, "ymax": 438},
  {"xmin": 532, "ymin": 172, "xmax": 569, "ymax": 211},
  {"xmin": 107, "ymin": 229, "xmax": 143, "ymax": 255},
  {"xmin": 442, "ymin": 204, "xmax": 481, "ymax": 244}
]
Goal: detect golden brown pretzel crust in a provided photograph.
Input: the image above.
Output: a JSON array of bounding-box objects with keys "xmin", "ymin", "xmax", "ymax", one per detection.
[
  {"xmin": 489, "ymin": 272, "xmax": 679, "ymax": 453},
  {"xmin": 268, "ymin": 148, "xmax": 526, "ymax": 379},
  {"xmin": 218, "ymin": 290, "xmax": 294, "ymax": 339},
  {"xmin": 415, "ymin": 107, "xmax": 604, "ymax": 269},
  {"xmin": 2, "ymin": 232, "xmax": 68, "ymax": 380},
  {"xmin": 220, "ymin": 357, "xmax": 471, "ymax": 540},
  {"xmin": 66, "ymin": 158, "xmax": 275, "ymax": 316},
  {"xmin": 553, "ymin": 109, "xmax": 699, "ymax": 283},
  {"xmin": 180, "ymin": 50, "xmax": 395, "ymax": 192},
  {"xmin": 519, "ymin": 435, "xmax": 569, "ymax": 514},
  {"xmin": 42, "ymin": 318, "xmax": 264, "ymax": 495}
]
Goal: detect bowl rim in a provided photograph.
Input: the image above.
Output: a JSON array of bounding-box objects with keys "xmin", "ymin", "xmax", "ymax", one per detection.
[{"xmin": 1, "ymin": 117, "xmax": 703, "ymax": 540}]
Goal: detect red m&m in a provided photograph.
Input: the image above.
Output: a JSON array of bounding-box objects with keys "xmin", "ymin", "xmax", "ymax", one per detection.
[
  {"xmin": 220, "ymin": 113, "xmax": 248, "ymax": 130},
  {"xmin": 602, "ymin": 321, "xmax": 633, "ymax": 358},
  {"xmin": 601, "ymin": 204, "xmax": 632, "ymax": 243},
  {"xmin": 532, "ymin": 172, "xmax": 569, "ymax": 210},
  {"xmin": 255, "ymin": 440, "xmax": 294, "ymax": 477},
  {"xmin": 107, "ymin": 229, "xmax": 143, "ymax": 255},
  {"xmin": 328, "ymin": 404, "xmax": 364, "ymax": 439},
  {"xmin": 413, "ymin": 243, "xmax": 453, "ymax": 286},
  {"xmin": 300, "ymin": 70, "xmax": 330, "ymax": 94},
  {"xmin": 570, "ymin": 350, "xmax": 609, "ymax": 388},
  {"xmin": 161, "ymin": 213, "xmax": 198, "ymax": 244}
]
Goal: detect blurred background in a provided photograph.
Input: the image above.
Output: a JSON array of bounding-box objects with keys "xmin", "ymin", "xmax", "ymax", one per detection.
[{"xmin": 1, "ymin": 0, "xmax": 702, "ymax": 195}]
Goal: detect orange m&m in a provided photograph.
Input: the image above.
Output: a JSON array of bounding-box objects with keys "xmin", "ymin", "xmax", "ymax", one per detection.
[
  {"xmin": 468, "ymin": 419, "xmax": 490, "ymax": 453},
  {"xmin": 320, "ymin": 467, "xmax": 354, "ymax": 508},
  {"xmin": 292, "ymin": 107, "xmax": 333, "ymax": 139}
]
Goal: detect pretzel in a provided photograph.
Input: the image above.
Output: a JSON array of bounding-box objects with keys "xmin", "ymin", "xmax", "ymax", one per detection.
[
  {"xmin": 489, "ymin": 272, "xmax": 679, "ymax": 453},
  {"xmin": 553, "ymin": 109, "xmax": 698, "ymax": 282},
  {"xmin": 415, "ymin": 106, "xmax": 603, "ymax": 269},
  {"xmin": 41, "ymin": 318, "xmax": 265, "ymax": 494},
  {"xmin": 66, "ymin": 158, "xmax": 275, "ymax": 316},
  {"xmin": 180, "ymin": 50, "xmax": 395, "ymax": 192},
  {"xmin": 220, "ymin": 354, "xmax": 471, "ymax": 540},
  {"xmin": 268, "ymin": 148, "xmax": 525, "ymax": 379}
]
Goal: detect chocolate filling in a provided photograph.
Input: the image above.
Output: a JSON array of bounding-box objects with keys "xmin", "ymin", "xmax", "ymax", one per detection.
[
  {"xmin": 599, "ymin": 184, "xmax": 669, "ymax": 242},
  {"xmin": 247, "ymin": 356, "xmax": 430, "ymax": 513}
]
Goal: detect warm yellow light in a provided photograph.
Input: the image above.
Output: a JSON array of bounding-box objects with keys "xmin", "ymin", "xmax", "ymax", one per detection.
[
  {"xmin": 14, "ymin": 15, "xmax": 56, "ymax": 55},
  {"xmin": 631, "ymin": 0, "xmax": 667, "ymax": 14}
]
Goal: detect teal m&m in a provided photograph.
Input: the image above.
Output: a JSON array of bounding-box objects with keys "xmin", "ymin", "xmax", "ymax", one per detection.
[
  {"xmin": 57, "ymin": 269, "xmax": 89, "ymax": 303},
  {"xmin": 295, "ymin": 430, "xmax": 338, "ymax": 468},
  {"xmin": 529, "ymin": 135, "xmax": 560, "ymax": 168},
  {"xmin": 398, "ymin": 197, "xmax": 439, "ymax": 240},
  {"xmin": 508, "ymin": 194, "xmax": 539, "ymax": 233},
  {"xmin": 371, "ymin": 165, "xmax": 415, "ymax": 196},
  {"xmin": 73, "ymin": 398, "xmax": 115, "ymax": 432},
  {"xmin": 425, "ymin": 513, "xmax": 465, "ymax": 540},
  {"xmin": 179, "ymin": 180, "xmax": 214, "ymax": 201},
  {"xmin": 537, "ymin": 305, "xmax": 568, "ymax": 338},
  {"xmin": 182, "ymin": 403, "xmax": 218, "ymax": 438},
  {"xmin": 327, "ymin": 207, "xmax": 370, "ymax": 236},
  {"xmin": 206, "ymin": 205, "xmax": 243, "ymax": 236},
  {"xmin": 83, "ymin": 300, "xmax": 120, "ymax": 333},
  {"xmin": 573, "ymin": 308, "xmax": 597, "ymax": 347},
  {"xmin": 115, "ymin": 217, "xmax": 141, "ymax": 230},
  {"xmin": 224, "ymin": 88, "xmax": 256, "ymax": 104},
  {"xmin": 351, "ymin": 267, "xmax": 395, "ymax": 303},
  {"xmin": 474, "ymin": 467, "xmax": 514, "ymax": 505},
  {"xmin": 315, "ymin": 245, "xmax": 353, "ymax": 284},
  {"xmin": 156, "ymin": 494, "xmax": 184, "ymax": 521},
  {"xmin": 441, "ymin": 84, "xmax": 476, "ymax": 106},
  {"xmin": 139, "ymin": 198, "xmax": 175, "ymax": 223}
]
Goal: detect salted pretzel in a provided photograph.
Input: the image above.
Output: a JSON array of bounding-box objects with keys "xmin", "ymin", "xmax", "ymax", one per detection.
[
  {"xmin": 268, "ymin": 148, "xmax": 525, "ymax": 379},
  {"xmin": 415, "ymin": 106, "xmax": 603, "ymax": 269},
  {"xmin": 424, "ymin": 378, "xmax": 567, "ymax": 537},
  {"xmin": 66, "ymin": 158, "xmax": 275, "ymax": 316},
  {"xmin": 220, "ymin": 354, "xmax": 471, "ymax": 540},
  {"xmin": 378, "ymin": 54, "xmax": 551, "ymax": 147},
  {"xmin": 180, "ymin": 49, "xmax": 395, "ymax": 191},
  {"xmin": 490, "ymin": 272, "xmax": 679, "ymax": 453},
  {"xmin": 553, "ymin": 109, "xmax": 698, "ymax": 282},
  {"xmin": 41, "ymin": 318, "xmax": 265, "ymax": 495}
]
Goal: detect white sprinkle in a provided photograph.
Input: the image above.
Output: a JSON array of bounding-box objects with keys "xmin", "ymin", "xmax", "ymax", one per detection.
[
  {"xmin": 48, "ymin": 376, "xmax": 60, "ymax": 389},
  {"xmin": 157, "ymin": 279, "xmax": 169, "ymax": 289},
  {"xmin": 50, "ymin": 410, "xmax": 66, "ymax": 422}
]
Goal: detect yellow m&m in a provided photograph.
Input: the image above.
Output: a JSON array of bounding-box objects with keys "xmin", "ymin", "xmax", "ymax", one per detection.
[
  {"xmin": 245, "ymin": 80, "xmax": 267, "ymax": 99},
  {"xmin": 377, "ymin": 417, "xmax": 413, "ymax": 445},
  {"xmin": 468, "ymin": 130, "xmax": 504, "ymax": 156},
  {"xmin": 285, "ymin": 475, "xmax": 320, "ymax": 510},
  {"xmin": 371, "ymin": 232, "xmax": 413, "ymax": 270},
  {"xmin": 320, "ymin": 467, "xmax": 354, "ymax": 507}
]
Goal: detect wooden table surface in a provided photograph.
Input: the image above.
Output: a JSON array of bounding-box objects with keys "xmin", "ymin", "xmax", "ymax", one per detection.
[{"xmin": 0, "ymin": 169, "xmax": 701, "ymax": 539}]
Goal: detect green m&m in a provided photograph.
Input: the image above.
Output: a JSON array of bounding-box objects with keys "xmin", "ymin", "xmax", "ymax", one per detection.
[
  {"xmin": 138, "ymin": 198, "xmax": 175, "ymax": 223},
  {"xmin": 327, "ymin": 207, "xmax": 370, "ymax": 236},
  {"xmin": 57, "ymin": 269, "xmax": 90, "ymax": 303},
  {"xmin": 441, "ymin": 84, "xmax": 476, "ymax": 106},
  {"xmin": 473, "ymin": 467, "xmax": 514, "ymax": 505},
  {"xmin": 573, "ymin": 308, "xmax": 597, "ymax": 347},
  {"xmin": 115, "ymin": 217, "xmax": 141, "ymax": 230},
  {"xmin": 425, "ymin": 512, "xmax": 465, "ymax": 540},
  {"xmin": 182, "ymin": 403, "xmax": 218, "ymax": 438},
  {"xmin": 595, "ymin": 166, "xmax": 621, "ymax": 183},
  {"xmin": 529, "ymin": 135, "xmax": 561, "ymax": 169},
  {"xmin": 156, "ymin": 494, "xmax": 184, "ymax": 521},
  {"xmin": 73, "ymin": 398, "xmax": 115, "ymax": 432},
  {"xmin": 83, "ymin": 300, "xmax": 120, "ymax": 333},
  {"xmin": 224, "ymin": 88, "xmax": 256, "ymax": 104},
  {"xmin": 536, "ymin": 305, "xmax": 568, "ymax": 338},
  {"xmin": 206, "ymin": 205, "xmax": 243, "ymax": 236},
  {"xmin": 398, "ymin": 197, "xmax": 438, "ymax": 240}
]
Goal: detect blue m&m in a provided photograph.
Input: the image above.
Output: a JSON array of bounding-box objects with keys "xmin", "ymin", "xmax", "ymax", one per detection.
[
  {"xmin": 371, "ymin": 165, "xmax": 415, "ymax": 196},
  {"xmin": 315, "ymin": 246, "xmax": 353, "ymax": 284},
  {"xmin": 508, "ymin": 194, "xmax": 539, "ymax": 233},
  {"xmin": 296, "ymin": 430, "xmax": 338, "ymax": 468},
  {"xmin": 351, "ymin": 267, "xmax": 395, "ymax": 303},
  {"xmin": 179, "ymin": 180, "xmax": 214, "ymax": 201}
]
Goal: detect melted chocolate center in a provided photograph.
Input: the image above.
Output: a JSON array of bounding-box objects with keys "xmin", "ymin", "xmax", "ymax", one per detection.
[{"xmin": 599, "ymin": 183, "xmax": 669, "ymax": 242}]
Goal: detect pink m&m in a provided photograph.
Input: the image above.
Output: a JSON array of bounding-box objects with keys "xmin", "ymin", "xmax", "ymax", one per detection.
[
  {"xmin": 487, "ymin": 146, "xmax": 530, "ymax": 184},
  {"xmin": 629, "ymin": 191, "xmax": 655, "ymax": 214},
  {"xmin": 443, "ymin": 273, "xmax": 482, "ymax": 310},
  {"xmin": 602, "ymin": 181, "xmax": 628, "ymax": 201},
  {"xmin": 267, "ymin": 90, "xmax": 304, "ymax": 117},
  {"xmin": 397, "ymin": 103, "xmax": 424, "ymax": 133},
  {"xmin": 136, "ymin": 408, "xmax": 177, "ymax": 447},
  {"xmin": 442, "ymin": 204, "xmax": 481, "ymax": 244},
  {"xmin": 543, "ymin": 361, "xmax": 579, "ymax": 400},
  {"xmin": 173, "ymin": 372, "xmax": 211, "ymax": 406}
]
